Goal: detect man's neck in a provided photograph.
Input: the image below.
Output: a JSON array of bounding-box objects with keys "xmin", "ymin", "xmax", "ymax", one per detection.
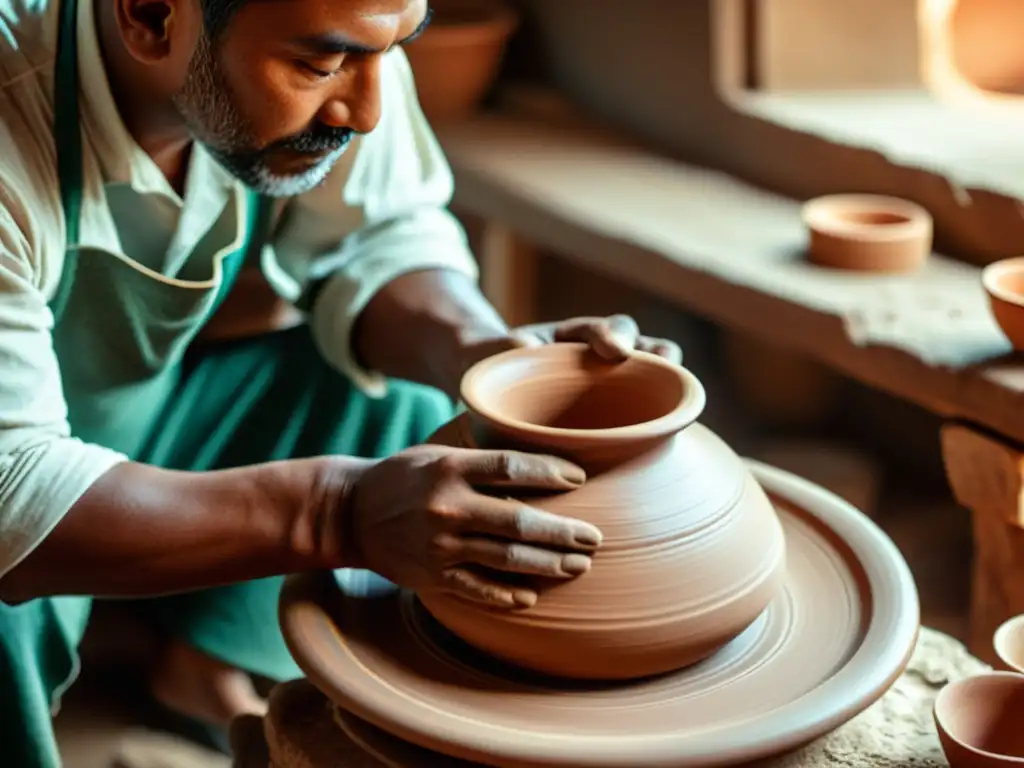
[{"xmin": 93, "ymin": 0, "xmax": 193, "ymax": 193}]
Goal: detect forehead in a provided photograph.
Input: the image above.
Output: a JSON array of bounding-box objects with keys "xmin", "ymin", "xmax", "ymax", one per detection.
[{"xmin": 231, "ymin": 0, "xmax": 427, "ymax": 49}]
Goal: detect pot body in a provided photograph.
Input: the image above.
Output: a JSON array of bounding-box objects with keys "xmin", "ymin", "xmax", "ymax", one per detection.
[{"xmin": 420, "ymin": 415, "xmax": 787, "ymax": 681}]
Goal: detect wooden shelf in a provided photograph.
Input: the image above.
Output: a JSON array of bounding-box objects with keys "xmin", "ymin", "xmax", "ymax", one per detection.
[{"xmin": 437, "ymin": 109, "xmax": 1024, "ymax": 444}]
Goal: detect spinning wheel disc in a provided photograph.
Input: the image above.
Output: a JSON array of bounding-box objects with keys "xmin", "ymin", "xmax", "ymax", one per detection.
[{"xmin": 281, "ymin": 462, "xmax": 919, "ymax": 767}]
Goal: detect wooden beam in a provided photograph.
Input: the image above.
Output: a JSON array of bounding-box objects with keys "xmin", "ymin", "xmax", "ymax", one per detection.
[{"xmin": 941, "ymin": 423, "xmax": 1024, "ymax": 664}]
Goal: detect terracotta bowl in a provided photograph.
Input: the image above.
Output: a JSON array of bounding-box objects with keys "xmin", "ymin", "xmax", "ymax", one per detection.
[
  {"xmin": 994, "ymin": 614, "xmax": 1024, "ymax": 674},
  {"xmin": 419, "ymin": 343, "xmax": 788, "ymax": 680},
  {"xmin": 403, "ymin": 0, "xmax": 518, "ymax": 124},
  {"xmin": 802, "ymin": 194, "xmax": 933, "ymax": 273},
  {"xmin": 934, "ymin": 672, "xmax": 1024, "ymax": 767},
  {"xmin": 982, "ymin": 258, "xmax": 1024, "ymax": 350}
]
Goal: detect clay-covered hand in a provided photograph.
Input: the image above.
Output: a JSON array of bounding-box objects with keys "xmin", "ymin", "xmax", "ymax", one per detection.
[
  {"xmin": 465, "ymin": 314, "xmax": 682, "ymax": 368},
  {"xmin": 513, "ymin": 315, "xmax": 682, "ymax": 363},
  {"xmin": 344, "ymin": 445, "xmax": 602, "ymax": 609}
]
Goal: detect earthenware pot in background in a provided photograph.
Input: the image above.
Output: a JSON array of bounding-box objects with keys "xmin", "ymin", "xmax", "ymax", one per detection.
[
  {"xmin": 982, "ymin": 257, "xmax": 1024, "ymax": 351},
  {"xmin": 419, "ymin": 343, "xmax": 788, "ymax": 680},
  {"xmin": 403, "ymin": 0, "xmax": 518, "ymax": 124}
]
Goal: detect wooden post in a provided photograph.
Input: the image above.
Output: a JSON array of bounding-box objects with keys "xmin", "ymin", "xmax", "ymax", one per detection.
[
  {"xmin": 477, "ymin": 222, "xmax": 540, "ymax": 329},
  {"xmin": 941, "ymin": 422, "xmax": 1024, "ymax": 665}
]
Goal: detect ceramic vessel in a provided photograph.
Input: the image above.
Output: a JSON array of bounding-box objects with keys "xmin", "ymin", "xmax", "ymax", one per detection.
[
  {"xmin": 982, "ymin": 257, "xmax": 1024, "ymax": 350},
  {"xmin": 417, "ymin": 343, "xmax": 787, "ymax": 680},
  {"xmin": 994, "ymin": 614, "xmax": 1024, "ymax": 674},
  {"xmin": 802, "ymin": 194, "xmax": 932, "ymax": 273},
  {"xmin": 403, "ymin": 0, "xmax": 518, "ymax": 124},
  {"xmin": 278, "ymin": 461, "xmax": 920, "ymax": 767},
  {"xmin": 934, "ymin": 672, "xmax": 1024, "ymax": 767}
]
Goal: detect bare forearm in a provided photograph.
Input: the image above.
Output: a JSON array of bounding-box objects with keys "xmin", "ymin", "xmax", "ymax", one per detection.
[
  {"xmin": 353, "ymin": 269, "xmax": 512, "ymax": 399},
  {"xmin": 0, "ymin": 457, "xmax": 362, "ymax": 603}
]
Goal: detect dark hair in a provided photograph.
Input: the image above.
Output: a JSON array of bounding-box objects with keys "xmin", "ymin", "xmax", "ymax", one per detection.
[{"xmin": 200, "ymin": 0, "xmax": 250, "ymax": 38}]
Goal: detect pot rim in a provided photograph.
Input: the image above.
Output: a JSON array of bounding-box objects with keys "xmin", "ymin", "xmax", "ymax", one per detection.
[
  {"xmin": 802, "ymin": 194, "xmax": 932, "ymax": 243},
  {"xmin": 983, "ymin": 257, "xmax": 1024, "ymax": 308},
  {"xmin": 994, "ymin": 614, "xmax": 1024, "ymax": 674},
  {"xmin": 459, "ymin": 342, "xmax": 706, "ymax": 444},
  {"xmin": 412, "ymin": 2, "xmax": 519, "ymax": 47}
]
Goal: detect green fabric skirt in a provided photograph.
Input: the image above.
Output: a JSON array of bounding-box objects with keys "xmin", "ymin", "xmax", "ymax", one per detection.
[{"xmin": 0, "ymin": 326, "xmax": 454, "ymax": 768}]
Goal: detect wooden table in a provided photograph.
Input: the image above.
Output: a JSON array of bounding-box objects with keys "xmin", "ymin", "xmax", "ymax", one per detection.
[{"xmin": 435, "ymin": 98, "xmax": 1024, "ymax": 665}]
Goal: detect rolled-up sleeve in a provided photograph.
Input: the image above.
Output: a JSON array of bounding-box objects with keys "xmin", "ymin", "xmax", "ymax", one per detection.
[
  {"xmin": 264, "ymin": 48, "xmax": 478, "ymax": 397},
  {"xmin": 0, "ymin": 205, "xmax": 127, "ymax": 582}
]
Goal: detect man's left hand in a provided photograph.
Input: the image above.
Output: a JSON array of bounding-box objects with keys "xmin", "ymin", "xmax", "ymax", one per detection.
[{"xmin": 509, "ymin": 315, "xmax": 682, "ymax": 365}]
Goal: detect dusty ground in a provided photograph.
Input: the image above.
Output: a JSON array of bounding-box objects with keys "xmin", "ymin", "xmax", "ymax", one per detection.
[{"xmin": 53, "ymin": 487, "xmax": 972, "ymax": 768}]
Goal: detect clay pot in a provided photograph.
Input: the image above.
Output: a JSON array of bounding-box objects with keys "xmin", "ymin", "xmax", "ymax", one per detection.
[
  {"xmin": 403, "ymin": 0, "xmax": 518, "ymax": 124},
  {"xmin": 994, "ymin": 614, "xmax": 1024, "ymax": 674},
  {"xmin": 803, "ymin": 194, "xmax": 933, "ymax": 272},
  {"xmin": 934, "ymin": 672, "xmax": 1024, "ymax": 766},
  {"xmin": 982, "ymin": 257, "xmax": 1024, "ymax": 350},
  {"xmin": 419, "ymin": 343, "xmax": 788, "ymax": 680}
]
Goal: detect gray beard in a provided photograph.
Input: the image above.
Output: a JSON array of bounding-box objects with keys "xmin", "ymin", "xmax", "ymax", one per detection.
[{"xmin": 171, "ymin": 34, "xmax": 346, "ymax": 197}]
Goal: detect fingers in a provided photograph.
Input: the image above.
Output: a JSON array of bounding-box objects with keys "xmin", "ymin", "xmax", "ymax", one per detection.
[
  {"xmin": 639, "ymin": 337, "xmax": 683, "ymax": 365},
  {"xmin": 454, "ymin": 448, "xmax": 587, "ymax": 490},
  {"xmin": 550, "ymin": 315, "xmax": 681, "ymax": 365},
  {"xmin": 459, "ymin": 494, "xmax": 602, "ymax": 550},
  {"xmin": 439, "ymin": 567, "xmax": 538, "ymax": 609},
  {"xmin": 440, "ymin": 534, "xmax": 592, "ymax": 578},
  {"xmin": 553, "ymin": 314, "xmax": 639, "ymax": 360}
]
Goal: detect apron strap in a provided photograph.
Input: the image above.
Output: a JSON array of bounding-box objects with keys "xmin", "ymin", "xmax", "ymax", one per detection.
[
  {"xmin": 47, "ymin": 0, "xmax": 273, "ymax": 324},
  {"xmin": 49, "ymin": 0, "xmax": 83, "ymax": 323}
]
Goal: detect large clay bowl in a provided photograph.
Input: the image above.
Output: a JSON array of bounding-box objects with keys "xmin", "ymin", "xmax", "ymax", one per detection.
[
  {"xmin": 803, "ymin": 194, "xmax": 932, "ymax": 272},
  {"xmin": 419, "ymin": 343, "xmax": 788, "ymax": 680},
  {"xmin": 934, "ymin": 672, "xmax": 1024, "ymax": 767},
  {"xmin": 279, "ymin": 462, "xmax": 920, "ymax": 767},
  {"xmin": 982, "ymin": 257, "xmax": 1024, "ymax": 350}
]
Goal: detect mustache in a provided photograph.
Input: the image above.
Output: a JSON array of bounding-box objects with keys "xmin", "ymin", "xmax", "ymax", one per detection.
[{"xmin": 265, "ymin": 124, "xmax": 354, "ymax": 156}]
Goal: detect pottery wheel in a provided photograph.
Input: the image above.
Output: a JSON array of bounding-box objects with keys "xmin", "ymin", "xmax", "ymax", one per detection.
[{"xmin": 280, "ymin": 462, "xmax": 920, "ymax": 768}]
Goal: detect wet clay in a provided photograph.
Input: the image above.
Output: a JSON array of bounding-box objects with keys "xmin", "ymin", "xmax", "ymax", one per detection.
[
  {"xmin": 419, "ymin": 343, "xmax": 787, "ymax": 680},
  {"xmin": 982, "ymin": 258, "xmax": 1024, "ymax": 350},
  {"xmin": 934, "ymin": 672, "xmax": 1024, "ymax": 767},
  {"xmin": 279, "ymin": 462, "xmax": 920, "ymax": 768}
]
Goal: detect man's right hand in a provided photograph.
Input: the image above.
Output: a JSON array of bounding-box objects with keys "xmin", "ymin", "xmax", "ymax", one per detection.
[{"xmin": 341, "ymin": 445, "xmax": 602, "ymax": 609}]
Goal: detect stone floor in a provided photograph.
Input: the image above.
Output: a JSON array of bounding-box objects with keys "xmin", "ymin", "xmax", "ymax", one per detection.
[{"xmin": 53, "ymin": 484, "xmax": 972, "ymax": 768}]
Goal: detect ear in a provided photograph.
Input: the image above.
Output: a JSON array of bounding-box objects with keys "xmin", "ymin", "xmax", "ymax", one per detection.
[{"xmin": 115, "ymin": 0, "xmax": 185, "ymax": 64}]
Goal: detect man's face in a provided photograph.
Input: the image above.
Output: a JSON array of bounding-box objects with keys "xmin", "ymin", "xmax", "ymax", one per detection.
[{"xmin": 169, "ymin": 0, "xmax": 429, "ymax": 196}]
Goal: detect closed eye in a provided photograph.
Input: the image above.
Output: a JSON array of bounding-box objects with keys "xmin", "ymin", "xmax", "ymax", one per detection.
[{"xmin": 296, "ymin": 60, "xmax": 340, "ymax": 79}]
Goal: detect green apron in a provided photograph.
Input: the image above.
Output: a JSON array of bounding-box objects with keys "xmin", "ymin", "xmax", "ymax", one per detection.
[{"xmin": 0, "ymin": 0, "xmax": 454, "ymax": 763}]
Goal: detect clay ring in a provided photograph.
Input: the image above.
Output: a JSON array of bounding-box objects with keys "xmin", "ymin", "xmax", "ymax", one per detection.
[{"xmin": 802, "ymin": 194, "xmax": 932, "ymax": 273}]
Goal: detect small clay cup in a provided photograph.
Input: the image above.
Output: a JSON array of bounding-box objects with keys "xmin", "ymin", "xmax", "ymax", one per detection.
[
  {"xmin": 803, "ymin": 194, "xmax": 932, "ymax": 273},
  {"xmin": 934, "ymin": 672, "xmax": 1024, "ymax": 767},
  {"xmin": 982, "ymin": 258, "xmax": 1024, "ymax": 350},
  {"xmin": 994, "ymin": 614, "xmax": 1024, "ymax": 674}
]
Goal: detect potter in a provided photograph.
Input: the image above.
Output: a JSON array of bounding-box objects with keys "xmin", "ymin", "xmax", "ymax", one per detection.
[{"xmin": 0, "ymin": 0, "xmax": 682, "ymax": 761}]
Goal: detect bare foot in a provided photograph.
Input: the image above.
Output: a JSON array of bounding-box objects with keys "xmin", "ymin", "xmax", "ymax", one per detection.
[{"xmin": 150, "ymin": 640, "xmax": 268, "ymax": 729}]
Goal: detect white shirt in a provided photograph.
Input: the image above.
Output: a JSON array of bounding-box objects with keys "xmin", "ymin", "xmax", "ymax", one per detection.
[{"xmin": 0, "ymin": 0, "xmax": 479, "ymax": 579}]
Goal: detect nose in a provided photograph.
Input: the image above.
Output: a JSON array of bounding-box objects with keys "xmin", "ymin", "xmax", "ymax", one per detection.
[{"xmin": 318, "ymin": 55, "xmax": 383, "ymax": 135}]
